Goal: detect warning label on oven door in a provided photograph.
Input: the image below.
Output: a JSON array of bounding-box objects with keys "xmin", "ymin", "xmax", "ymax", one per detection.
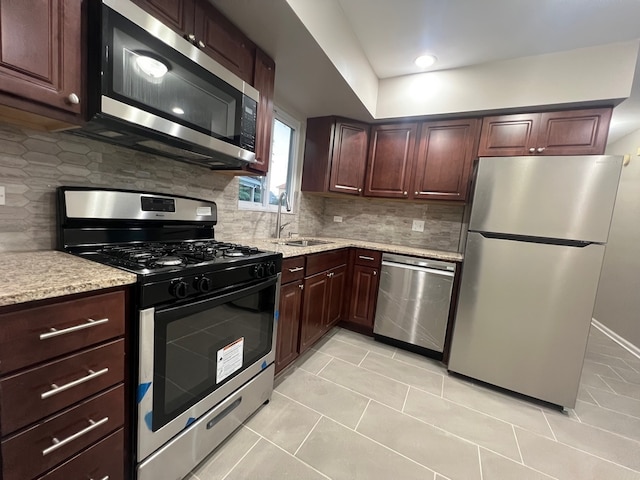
[{"xmin": 216, "ymin": 337, "xmax": 244, "ymax": 384}]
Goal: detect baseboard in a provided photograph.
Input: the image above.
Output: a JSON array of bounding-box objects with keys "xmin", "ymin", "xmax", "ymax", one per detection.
[{"xmin": 591, "ymin": 318, "xmax": 640, "ymax": 360}]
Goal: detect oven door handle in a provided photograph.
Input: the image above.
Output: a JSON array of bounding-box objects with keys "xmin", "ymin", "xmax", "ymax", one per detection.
[{"xmin": 156, "ymin": 276, "xmax": 279, "ymax": 319}]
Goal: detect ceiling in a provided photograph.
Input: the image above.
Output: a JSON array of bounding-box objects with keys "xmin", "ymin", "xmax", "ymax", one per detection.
[{"xmin": 211, "ymin": 0, "xmax": 640, "ymax": 144}]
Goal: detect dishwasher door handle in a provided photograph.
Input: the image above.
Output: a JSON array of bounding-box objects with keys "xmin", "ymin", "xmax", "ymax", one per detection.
[{"xmin": 381, "ymin": 260, "xmax": 455, "ymax": 277}]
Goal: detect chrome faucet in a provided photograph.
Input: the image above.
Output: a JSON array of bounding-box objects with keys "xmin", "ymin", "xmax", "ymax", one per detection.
[{"xmin": 275, "ymin": 192, "xmax": 292, "ymax": 238}]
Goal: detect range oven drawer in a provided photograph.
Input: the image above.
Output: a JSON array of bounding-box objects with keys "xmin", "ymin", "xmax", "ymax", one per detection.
[
  {"xmin": 0, "ymin": 339, "xmax": 124, "ymax": 434},
  {"xmin": 1, "ymin": 384, "xmax": 124, "ymax": 480},
  {"xmin": 0, "ymin": 290, "xmax": 125, "ymax": 375}
]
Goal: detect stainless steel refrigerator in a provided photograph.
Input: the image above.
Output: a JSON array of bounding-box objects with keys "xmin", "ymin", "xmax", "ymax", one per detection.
[{"xmin": 448, "ymin": 155, "xmax": 622, "ymax": 408}]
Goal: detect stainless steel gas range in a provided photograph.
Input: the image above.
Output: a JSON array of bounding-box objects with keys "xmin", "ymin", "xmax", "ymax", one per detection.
[{"xmin": 57, "ymin": 187, "xmax": 281, "ymax": 480}]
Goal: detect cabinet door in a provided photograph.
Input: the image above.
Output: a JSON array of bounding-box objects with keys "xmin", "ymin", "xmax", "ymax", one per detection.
[
  {"xmin": 348, "ymin": 265, "xmax": 380, "ymax": 328},
  {"xmin": 130, "ymin": 0, "xmax": 195, "ymax": 37},
  {"xmin": 413, "ymin": 119, "xmax": 480, "ymax": 201},
  {"xmin": 536, "ymin": 108, "xmax": 611, "ymax": 155},
  {"xmin": 477, "ymin": 114, "xmax": 539, "ymax": 157},
  {"xmin": 326, "ymin": 264, "xmax": 347, "ymax": 328},
  {"xmin": 365, "ymin": 123, "xmax": 417, "ymax": 198},
  {"xmin": 0, "ymin": 0, "xmax": 81, "ymax": 114},
  {"xmin": 275, "ymin": 282, "xmax": 302, "ymax": 374},
  {"xmin": 194, "ymin": 1, "xmax": 255, "ymax": 84},
  {"xmin": 299, "ymin": 272, "xmax": 328, "ymax": 353},
  {"xmin": 329, "ymin": 121, "xmax": 370, "ymax": 195},
  {"xmin": 249, "ymin": 48, "xmax": 275, "ymax": 174}
]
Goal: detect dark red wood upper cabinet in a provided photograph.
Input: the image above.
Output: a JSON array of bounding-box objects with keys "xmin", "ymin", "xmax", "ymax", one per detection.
[
  {"xmin": 365, "ymin": 123, "xmax": 418, "ymax": 198},
  {"xmin": 537, "ymin": 108, "xmax": 612, "ymax": 156},
  {"xmin": 477, "ymin": 113, "xmax": 539, "ymax": 157},
  {"xmin": 130, "ymin": 0, "xmax": 196, "ymax": 37},
  {"xmin": 247, "ymin": 48, "xmax": 275, "ymax": 174},
  {"xmin": 412, "ymin": 119, "xmax": 480, "ymax": 202},
  {"xmin": 0, "ymin": 0, "xmax": 81, "ymax": 115},
  {"xmin": 478, "ymin": 108, "xmax": 611, "ymax": 157},
  {"xmin": 301, "ymin": 117, "xmax": 369, "ymax": 195}
]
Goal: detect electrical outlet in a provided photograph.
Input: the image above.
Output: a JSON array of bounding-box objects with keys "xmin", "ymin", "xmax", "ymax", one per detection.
[
  {"xmin": 412, "ymin": 220, "xmax": 424, "ymax": 232},
  {"xmin": 333, "ymin": 216, "xmax": 343, "ymax": 223},
  {"xmin": 0, "ymin": 186, "xmax": 5, "ymax": 206}
]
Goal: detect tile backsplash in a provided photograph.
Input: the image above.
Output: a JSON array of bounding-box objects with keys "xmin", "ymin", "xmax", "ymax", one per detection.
[{"xmin": 0, "ymin": 121, "xmax": 462, "ymax": 253}]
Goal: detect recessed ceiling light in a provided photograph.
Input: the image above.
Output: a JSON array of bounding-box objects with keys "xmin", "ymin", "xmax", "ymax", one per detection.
[
  {"xmin": 172, "ymin": 107, "xmax": 185, "ymax": 115},
  {"xmin": 415, "ymin": 55, "xmax": 437, "ymax": 69}
]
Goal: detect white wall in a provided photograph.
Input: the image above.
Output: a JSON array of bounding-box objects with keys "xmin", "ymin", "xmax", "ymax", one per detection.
[
  {"xmin": 593, "ymin": 130, "xmax": 640, "ymax": 348},
  {"xmin": 376, "ymin": 41, "xmax": 638, "ymax": 119}
]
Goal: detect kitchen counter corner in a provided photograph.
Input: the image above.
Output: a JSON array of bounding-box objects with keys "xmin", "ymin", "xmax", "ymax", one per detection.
[{"xmin": 0, "ymin": 251, "xmax": 137, "ymax": 307}]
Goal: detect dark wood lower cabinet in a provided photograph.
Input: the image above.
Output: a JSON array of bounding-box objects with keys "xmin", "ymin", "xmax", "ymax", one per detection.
[
  {"xmin": 347, "ymin": 265, "xmax": 379, "ymax": 329},
  {"xmin": 275, "ymin": 281, "xmax": 303, "ymax": 374},
  {"xmin": 325, "ymin": 264, "xmax": 346, "ymax": 328},
  {"xmin": 299, "ymin": 271, "xmax": 329, "ymax": 353}
]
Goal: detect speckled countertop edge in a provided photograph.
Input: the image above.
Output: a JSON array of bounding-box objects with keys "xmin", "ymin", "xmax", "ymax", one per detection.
[
  {"xmin": 0, "ymin": 251, "xmax": 137, "ymax": 308},
  {"xmin": 222, "ymin": 236, "xmax": 463, "ymax": 262}
]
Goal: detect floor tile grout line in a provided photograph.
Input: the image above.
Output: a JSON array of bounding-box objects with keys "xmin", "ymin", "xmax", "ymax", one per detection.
[
  {"xmin": 621, "ymin": 359, "xmax": 640, "ymax": 373},
  {"xmin": 511, "ymin": 424, "xmax": 525, "ymax": 464},
  {"xmin": 320, "ymin": 414, "xmax": 439, "ymax": 476},
  {"xmin": 583, "ymin": 360, "xmax": 627, "ymax": 381},
  {"xmin": 330, "ymin": 334, "xmax": 396, "ymax": 358},
  {"xmin": 253, "ymin": 429, "xmax": 332, "ymax": 479},
  {"xmin": 401, "ymin": 387, "xmax": 410, "ymax": 412},
  {"xmin": 384, "ymin": 352, "xmax": 449, "ymax": 376},
  {"xmin": 481, "ymin": 435, "xmax": 561, "ymax": 480},
  {"xmin": 274, "ymin": 390, "xmax": 366, "ymax": 431},
  {"xmin": 357, "ymin": 350, "xmax": 370, "ymax": 367},
  {"xmin": 314, "ymin": 357, "xmax": 333, "ymax": 377},
  {"xmin": 219, "ymin": 435, "xmax": 261, "ymax": 480},
  {"xmin": 584, "ymin": 387, "xmax": 640, "ymax": 420},
  {"xmin": 293, "ymin": 415, "xmax": 324, "ymax": 457},
  {"xmin": 541, "ymin": 411, "xmax": 558, "ymax": 442},
  {"xmin": 477, "ymin": 445, "xmax": 484, "ymax": 480},
  {"xmin": 354, "ymin": 399, "xmax": 371, "ymax": 431},
  {"xmin": 571, "ymin": 407, "xmax": 582, "ymax": 423},
  {"xmin": 591, "ymin": 374, "xmax": 618, "ymax": 394}
]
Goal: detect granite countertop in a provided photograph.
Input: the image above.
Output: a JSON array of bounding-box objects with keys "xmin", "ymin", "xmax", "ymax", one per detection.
[
  {"xmin": 0, "ymin": 251, "xmax": 137, "ymax": 308},
  {"xmin": 224, "ymin": 237, "xmax": 463, "ymax": 262}
]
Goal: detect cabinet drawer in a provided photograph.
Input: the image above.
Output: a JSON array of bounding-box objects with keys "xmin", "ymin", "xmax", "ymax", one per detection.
[
  {"xmin": 0, "ymin": 290, "xmax": 125, "ymax": 374},
  {"xmin": 37, "ymin": 428, "xmax": 123, "ymax": 480},
  {"xmin": 1, "ymin": 339, "xmax": 124, "ymax": 434},
  {"xmin": 281, "ymin": 256, "xmax": 306, "ymax": 284},
  {"xmin": 306, "ymin": 249, "xmax": 348, "ymax": 276},
  {"xmin": 354, "ymin": 249, "xmax": 382, "ymax": 267},
  {"xmin": 2, "ymin": 384, "xmax": 124, "ymax": 480}
]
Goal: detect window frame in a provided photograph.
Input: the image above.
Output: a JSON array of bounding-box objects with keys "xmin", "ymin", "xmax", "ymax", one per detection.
[{"xmin": 238, "ymin": 106, "xmax": 300, "ymax": 214}]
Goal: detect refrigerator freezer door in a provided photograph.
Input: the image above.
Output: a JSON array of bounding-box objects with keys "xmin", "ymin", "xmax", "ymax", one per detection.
[
  {"xmin": 448, "ymin": 232, "xmax": 605, "ymax": 408},
  {"xmin": 470, "ymin": 156, "xmax": 622, "ymax": 243}
]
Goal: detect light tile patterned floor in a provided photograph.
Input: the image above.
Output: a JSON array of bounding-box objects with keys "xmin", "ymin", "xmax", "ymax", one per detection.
[{"xmin": 190, "ymin": 326, "xmax": 640, "ymax": 480}]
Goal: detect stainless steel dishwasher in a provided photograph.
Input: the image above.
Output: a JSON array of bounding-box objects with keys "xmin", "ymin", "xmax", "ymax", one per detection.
[{"xmin": 373, "ymin": 253, "xmax": 456, "ymax": 353}]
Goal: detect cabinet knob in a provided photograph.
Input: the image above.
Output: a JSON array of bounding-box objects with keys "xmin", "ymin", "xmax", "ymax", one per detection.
[
  {"xmin": 537, "ymin": 147, "xmax": 545, "ymax": 153},
  {"xmin": 358, "ymin": 188, "xmax": 362, "ymax": 192},
  {"xmin": 528, "ymin": 147, "xmax": 536, "ymax": 153},
  {"xmin": 373, "ymin": 270, "xmax": 377, "ymax": 276},
  {"xmin": 66, "ymin": 93, "xmax": 80, "ymax": 105},
  {"xmin": 185, "ymin": 33, "xmax": 196, "ymax": 43},
  {"xmin": 197, "ymin": 40, "xmax": 205, "ymax": 49},
  {"xmin": 403, "ymin": 191, "xmax": 408, "ymax": 196},
  {"xmin": 415, "ymin": 191, "xmax": 419, "ymax": 195},
  {"xmin": 298, "ymin": 284, "xmax": 303, "ymax": 290}
]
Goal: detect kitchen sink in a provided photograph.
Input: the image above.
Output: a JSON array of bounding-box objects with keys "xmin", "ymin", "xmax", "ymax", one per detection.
[{"xmin": 275, "ymin": 239, "xmax": 333, "ymax": 247}]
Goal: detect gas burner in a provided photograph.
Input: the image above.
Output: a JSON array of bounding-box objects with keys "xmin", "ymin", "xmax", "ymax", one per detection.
[{"xmin": 153, "ymin": 256, "xmax": 185, "ymax": 267}]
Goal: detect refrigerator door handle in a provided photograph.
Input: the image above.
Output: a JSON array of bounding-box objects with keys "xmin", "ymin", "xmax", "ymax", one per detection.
[{"xmin": 478, "ymin": 232, "xmax": 595, "ymax": 247}]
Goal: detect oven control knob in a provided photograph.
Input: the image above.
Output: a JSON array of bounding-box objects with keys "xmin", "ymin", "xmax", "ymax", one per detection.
[
  {"xmin": 195, "ymin": 276, "xmax": 212, "ymax": 292},
  {"xmin": 267, "ymin": 262, "xmax": 277, "ymax": 276},
  {"xmin": 253, "ymin": 264, "xmax": 266, "ymax": 278},
  {"xmin": 170, "ymin": 280, "xmax": 188, "ymax": 299}
]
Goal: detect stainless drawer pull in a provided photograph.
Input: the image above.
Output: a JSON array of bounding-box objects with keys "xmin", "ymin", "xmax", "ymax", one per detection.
[
  {"xmin": 40, "ymin": 318, "xmax": 109, "ymax": 340},
  {"xmin": 42, "ymin": 416, "xmax": 109, "ymax": 456},
  {"xmin": 288, "ymin": 266, "xmax": 304, "ymax": 273},
  {"xmin": 41, "ymin": 368, "xmax": 109, "ymax": 399},
  {"xmin": 358, "ymin": 255, "xmax": 375, "ymax": 261},
  {"xmin": 89, "ymin": 476, "xmax": 109, "ymax": 480}
]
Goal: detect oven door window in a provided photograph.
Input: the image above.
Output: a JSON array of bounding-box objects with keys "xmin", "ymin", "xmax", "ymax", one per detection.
[
  {"xmin": 152, "ymin": 278, "xmax": 275, "ymax": 430},
  {"xmin": 102, "ymin": 6, "xmax": 243, "ymax": 143}
]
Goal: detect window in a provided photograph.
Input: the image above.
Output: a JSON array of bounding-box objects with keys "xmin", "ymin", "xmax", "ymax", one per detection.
[{"xmin": 238, "ymin": 108, "xmax": 299, "ymax": 212}]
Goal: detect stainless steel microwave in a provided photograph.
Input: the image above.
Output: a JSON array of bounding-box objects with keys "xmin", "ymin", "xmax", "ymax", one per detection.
[{"xmin": 73, "ymin": 0, "xmax": 259, "ymax": 170}]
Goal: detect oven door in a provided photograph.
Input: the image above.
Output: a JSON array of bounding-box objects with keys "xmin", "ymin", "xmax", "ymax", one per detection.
[{"xmin": 136, "ymin": 275, "xmax": 279, "ymax": 461}]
